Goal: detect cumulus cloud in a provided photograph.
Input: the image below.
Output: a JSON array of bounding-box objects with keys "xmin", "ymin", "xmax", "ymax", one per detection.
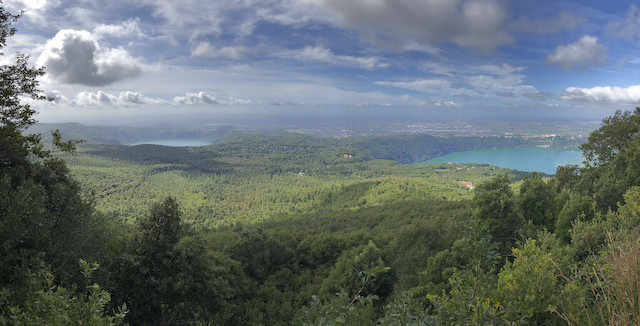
[
  {"xmin": 173, "ymin": 92, "xmax": 219, "ymax": 105},
  {"xmin": 509, "ymin": 12, "xmax": 585, "ymax": 35},
  {"xmin": 37, "ymin": 29, "xmax": 145, "ymax": 86},
  {"xmin": 279, "ymin": 46, "xmax": 387, "ymax": 69},
  {"xmin": 46, "ymin": 90, "xmax": 70, "ymax": 103},
  {"xmin": 192, "ymin": 42, "xmax": 246, "ymax": 59},
  {"xmin": 560, "ymin": 85, "xmax": 640, "ymax": 105},
  {"xmin": 547, "ymin": 35, "xmax": 608, "ymax": 70},
  {"xmin": 433, "ymin": 100, "xmax": 462, "ymax": 107},
  {"xmin": 71, "ymin": 91, "xmax": 169, "ymax": 106},
  {"xmin": 172, "ymin": 92, "xmax": 252, "ymax": 105}
]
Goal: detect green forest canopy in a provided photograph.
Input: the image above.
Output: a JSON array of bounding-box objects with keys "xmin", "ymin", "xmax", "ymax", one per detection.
[{"xmin": 4, "ymin": 3, "xmax": 640, "ymax": 324}]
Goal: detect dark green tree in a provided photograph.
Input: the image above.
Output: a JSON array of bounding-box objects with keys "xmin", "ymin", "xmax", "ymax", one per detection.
[
  {"xmin": 0, "ymin": 3, "xmax": 123, "ymax": 323},
  {"xmin": 518, "ymin": 172, "xmax": 557, "ymax": 231},
  {"xmin": 555, "ymin": 164, "xmax": 580, "ymax": 191},
  {"xmin": 318, "ymin": 241, "xmax": 394, "ymax": 306},
  {"xmin": 109, "ymin": 196, "xmax": 241, "ymax": 325},
  {"xmin": 555, "ymin": 193, "xmax": 595, "ymax": 244},
  {"xmin": 223, "ymin": 228, "xmax": 295, "ymax": 284},
  {"xmin": 472, "ymin": 174, "xmax": 523, "ymax": 254},
  {"xmin": 567, "ymin": 107, "xmax": 640, "ymax": 211},
  {"xmin": 580, "ymin": 107, "xmax": 640, "ymax": 168}
]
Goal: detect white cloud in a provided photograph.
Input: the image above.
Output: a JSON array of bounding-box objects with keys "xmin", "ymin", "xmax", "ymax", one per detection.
[
  {"xmin": 605, "ymin": 5, "xmax": 640, "ymax": 44},
  {"xmin": 117, "ymin": 91, "xmax": 168, "ymax": 105},
  {"xmin": 375, "ymin": 79, "xmax": 451, "ymax": 93},
  {"xmin": 173, "ymin": 92, "xmax": 219, "ymax": 105},
  {"xmin": 71, "ymin": 91, "xmax": 168, "ymax": 106},
  {"xmin": 509, "ymin": 12, "xmax": 585, "ymax": 35},
  {"xmin": 172, "ymin": 92, "xmax": 253, "ymax": 105},
  {"xmin": 380, "ymin": 62, "xmax": 536, "ymax": 99},
  {"xmin": 560, "ymin": 85, "xmax": 640, "ymax": 105},
  {"xmin": 94, "ymin": 18, "xmax": 146, "ymax": 38},
  {"xmin": 547, "ymin": 35, "xmax": 608, "ymax": 70},
  {"xmin": 191, "ymin": 42, "xmax": 246, "ymax": 59},
  {"xmin": 37, "ymin": 29, "xmax": 145, "ymax": 86},
  {"xmin": 375, "ymin": 79, "xmax": 478, "ymax": 98},
  {"xmin": 404, "ymin": 42, "xmax": 440, "ymax": 55},
  {"xmin": 143, "ymin": 0, "xmax": 224, "ymax": 39},
  {"xmin": 419, "ymin": 61, "xmax": 524, "ymax": 77},
  {"xmin": 74, "ymin": 91, "xmax": 117, "ymax": 106},
  {"xmin": 464, "ymin": 73, "xmax": 535, "ymax": 95},
  {"xmin": 474, "ymin": 62, "xmax": 525, "ymax": 76},
  {"xmin": 433, "ymin": 100, "xmax": 462, "ymax": 107},
  {"xmin": 46, "ymin": 90, "xmax": 70, "ymax": 103},
  {"xmin": 279, "ymin": 46, "xmax": 387, "ymax": 69},
  {"xmin": 4, "ymin": 0, "xmax": 61, "ymax": 25}
]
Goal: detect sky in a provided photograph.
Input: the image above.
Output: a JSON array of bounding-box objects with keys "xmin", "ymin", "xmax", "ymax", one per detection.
[{"xmin": 3, "ymin": 0, "xmax": 640, "ymax": 126}]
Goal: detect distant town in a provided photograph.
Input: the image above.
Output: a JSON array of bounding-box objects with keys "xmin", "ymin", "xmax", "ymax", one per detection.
[{"xmin": 285, "ymin": 118, "xmax": 600, "ymax": 147}]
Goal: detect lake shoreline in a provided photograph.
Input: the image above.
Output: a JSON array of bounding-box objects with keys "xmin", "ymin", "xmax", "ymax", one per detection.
[{"xmin": 416, "ymin": 146, "xmax": 583, "ymax": 175}]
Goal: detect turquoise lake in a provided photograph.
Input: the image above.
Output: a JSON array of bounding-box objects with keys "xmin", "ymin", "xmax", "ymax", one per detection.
[
  {"xmin": 417, "ymin": 147, "xmax": 583, "ymax": 175},
  {"xmin": 131, "ymin": 139, "xmax": 211, "ymax": 147}
]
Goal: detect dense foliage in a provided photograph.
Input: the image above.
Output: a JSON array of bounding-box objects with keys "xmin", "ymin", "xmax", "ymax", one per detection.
[
  {"xmin": 15, "ymin": 107, "xmax": 639, "ymax": 325},
  {"xmin": 0, "ymin": 3, "xmax": 124, "ymax": 324},
  {"xmin": 4, "ymin": 4, "xmax": 640, "ymax": 324}
]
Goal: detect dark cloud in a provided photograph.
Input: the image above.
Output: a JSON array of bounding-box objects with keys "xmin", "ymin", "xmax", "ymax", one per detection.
[
  {"xmin": 310, "ymin": 0, "xmax": 513, "ymax": 53},
  {"xmin": 37, "ymin": 29, "xmax": 144, "ymax": 86},
  {"xmin": 523, "ymin": 92, "xmax": 553, "ymax": 99}
]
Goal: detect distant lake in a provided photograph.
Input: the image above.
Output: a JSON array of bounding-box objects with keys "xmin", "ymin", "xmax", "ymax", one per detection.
[
  {"xmin": 417, "ymin": 147, "xmax": 583, "ymax": 174},
  {"xmin": 131, "ymin": 139, "xmax": 210, "ymax": 147}
]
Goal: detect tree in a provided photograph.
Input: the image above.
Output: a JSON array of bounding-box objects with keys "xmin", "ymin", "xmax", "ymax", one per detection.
[
  {"xmin": 0, "ymin": 4, "xmax": 123, "ymax": 322},
  {"xmin": 0, "ymin": 4, "xmax": 49, "ymax": 161},
  {"xmin": 496, "ymin": 240, "xmax": 563, "ymax": 324},
  {"xmin": 518, "ymin": 172, "xmax": 557, "ymax": 231},
  {"xmin": 472, "ymin": 174, "xmax": 522, "ymax": 254},
  {"xmin": 555, "ymin": 192, "xmax": 594, "ymax": 244},
  {"xmin": 426, "ymin": 220, "xmax": 503, "ymax": 325},
  {"xmin": 318, "ymin": 241, "xmax": 394, "ymax": 306},
  {"xmin": 109, "ymin": 197, "xmax": 241, "ymax": 325},
  {"xmin": 580, "ymin": 107, "xmax": 640, "ymax": 168},
  {"xmin": 0, "ymin": 259, "xmax": 127, "ymax": 326},
  {"xmin": 575, "ymin": 107, "xmax": 640, "ymax": 211}
]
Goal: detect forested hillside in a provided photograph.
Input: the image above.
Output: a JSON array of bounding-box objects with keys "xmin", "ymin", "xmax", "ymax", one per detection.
[
  {"xmin": 8, "ymin": 104, "xmax": 640, "ymax": 325},
  {"xmin": 4, "ymin": 5, "xmax": 640, "ymax": 325},
  {"xmin": 59, "ymin": 132, "xmax": 526, "ymax": 227}
]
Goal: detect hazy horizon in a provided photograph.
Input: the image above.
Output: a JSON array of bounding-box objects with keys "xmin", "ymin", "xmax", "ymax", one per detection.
[{"xmin": 33, "ymin": 104, "xmax": 617, "ymax": 129}]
